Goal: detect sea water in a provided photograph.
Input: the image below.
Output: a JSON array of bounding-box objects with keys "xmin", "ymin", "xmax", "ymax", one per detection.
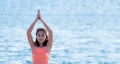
[{"xmin": 0, "ymin": 0, "xmax": 120, "ymax": 64}]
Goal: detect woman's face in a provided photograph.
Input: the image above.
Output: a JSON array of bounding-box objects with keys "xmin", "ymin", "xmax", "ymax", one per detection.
[{"xmin": 36, "ymin": 31, "xmax": 46, "ymax": 44}]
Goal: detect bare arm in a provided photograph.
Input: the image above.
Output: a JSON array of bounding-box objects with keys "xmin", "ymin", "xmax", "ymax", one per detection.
[
  {"xmin": 27, "ymin": 10, "xmax": 39, "ymax": 49},
  {"xmin": 40, "ymin": 19, "xmax": 53, "ymax": 49},
  {"xmin": 38, "ymin": 10, "xmax": 53, "ymax": 51}
]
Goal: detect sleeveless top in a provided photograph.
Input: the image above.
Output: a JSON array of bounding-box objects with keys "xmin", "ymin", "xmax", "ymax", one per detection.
[{"xmin": 32, "ymin": 46, "xmax": 50, "ymax": 64}]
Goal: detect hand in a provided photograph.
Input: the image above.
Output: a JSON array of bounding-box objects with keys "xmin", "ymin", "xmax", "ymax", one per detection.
[{"xmin": 36, "ymin": 9, "xmax": 42, "ymax": 20}]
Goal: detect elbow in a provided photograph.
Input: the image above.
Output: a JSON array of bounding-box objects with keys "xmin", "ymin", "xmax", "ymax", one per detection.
[
  {"xmin": 49, "ymin": 30, "xmax": 53, "ymax": 34},
  {"xmin": 48, "ymin": 30, "xmax": 52, "ymax": 35},
  {"xmin": 27, "ymin": 29, "xmax": 31, "ymax": 35},
  {"xmin": 27, "ymin": 29, "xmax": 29, "ymax": 34},
  {"xmin": 27, "ymin": 30, "xmax": 29, "ymax": 35}
]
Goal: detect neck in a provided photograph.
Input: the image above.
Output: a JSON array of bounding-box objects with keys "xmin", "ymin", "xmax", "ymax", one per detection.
[{"xmin": 39, "ymin": 43, "xmax": 43, "ymax": 48}]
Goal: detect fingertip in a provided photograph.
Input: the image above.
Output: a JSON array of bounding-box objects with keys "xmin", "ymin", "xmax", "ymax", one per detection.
[{"xmin": 38, "ymin": 9, "xmax": 40, "ymax": 11}]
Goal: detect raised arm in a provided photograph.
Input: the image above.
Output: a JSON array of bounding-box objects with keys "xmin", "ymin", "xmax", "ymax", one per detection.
[
  {"xmin": 27, "ymin": 10, "xmax": 39, "ymax": 49},
  {"xmin": 38, "ymin": 10, "xmax": 53, "ymax": 51},
  {"xmin": 40, "ymin": 19, "xmax": 53, "ymax": 48}
]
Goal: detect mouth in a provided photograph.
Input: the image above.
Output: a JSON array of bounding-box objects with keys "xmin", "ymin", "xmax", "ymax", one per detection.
[{"xmin": 39, "ymin": 39, "xmax": 43, "ymax": 41}]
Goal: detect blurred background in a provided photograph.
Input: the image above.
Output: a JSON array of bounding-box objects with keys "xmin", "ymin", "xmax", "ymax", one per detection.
[{"xmin": 0, "ymin": 0, "xmax": 120, "ymax": 64}]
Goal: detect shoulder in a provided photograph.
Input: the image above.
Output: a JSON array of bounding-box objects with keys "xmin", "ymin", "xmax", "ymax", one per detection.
[
  {"xmin": 46, "ymin": 46, "xmax": 51, "ymax": 53},
  {"xmin": 31, "ymin": 44, "xmax": 36, "ymax": 51}
]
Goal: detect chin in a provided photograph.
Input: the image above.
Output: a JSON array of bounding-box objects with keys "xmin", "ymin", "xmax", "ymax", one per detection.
[{"xmin": 39, "ymin": 41, "xmax": 44, "ymax": 43}]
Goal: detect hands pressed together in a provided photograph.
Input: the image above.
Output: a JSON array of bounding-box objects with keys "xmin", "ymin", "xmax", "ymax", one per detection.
[{"xmin": 36, "ymin": 9, "xmax": 42, "ymax": 21}]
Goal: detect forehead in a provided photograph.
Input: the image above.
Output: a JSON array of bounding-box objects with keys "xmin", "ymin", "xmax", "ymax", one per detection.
[{"xmin": 37, "ymin": 31, "xmax": 45, "ymax": 34}]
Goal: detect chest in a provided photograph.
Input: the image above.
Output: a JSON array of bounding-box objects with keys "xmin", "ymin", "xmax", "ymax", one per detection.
[{"xmin": 32, "ymin": 47, "xmax": 48, "ymax": 55}]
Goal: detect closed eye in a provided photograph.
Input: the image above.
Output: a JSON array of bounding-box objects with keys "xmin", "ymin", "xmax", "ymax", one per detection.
[
  {"xmin": 42, "ymin": 34, "xmax": 45, "ymax": 37},
  {"xmin": 38, "ymin": 34, "xmax": 40, "ymax": 36}
]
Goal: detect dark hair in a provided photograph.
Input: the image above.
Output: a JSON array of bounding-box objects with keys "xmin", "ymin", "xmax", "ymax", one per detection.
[{"xmin": 34, "ymin": 28, "xmax": 48, "ymax": 47}]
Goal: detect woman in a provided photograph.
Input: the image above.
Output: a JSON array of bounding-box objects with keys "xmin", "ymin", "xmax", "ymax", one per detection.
[{"xmin": 27, "ymin": 9, "xmax": 53, "ymax": 64}]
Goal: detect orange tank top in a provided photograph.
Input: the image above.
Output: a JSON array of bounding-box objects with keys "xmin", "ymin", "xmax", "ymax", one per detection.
[{"xmin": 32, "ymin": 46, "xmax": 50, "ymax": 64}]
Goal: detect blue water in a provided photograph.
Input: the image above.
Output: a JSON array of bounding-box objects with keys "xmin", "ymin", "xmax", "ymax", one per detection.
[{"xmin": 0, "ymin": 0, "xmax": 120, "ymax": 64}]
